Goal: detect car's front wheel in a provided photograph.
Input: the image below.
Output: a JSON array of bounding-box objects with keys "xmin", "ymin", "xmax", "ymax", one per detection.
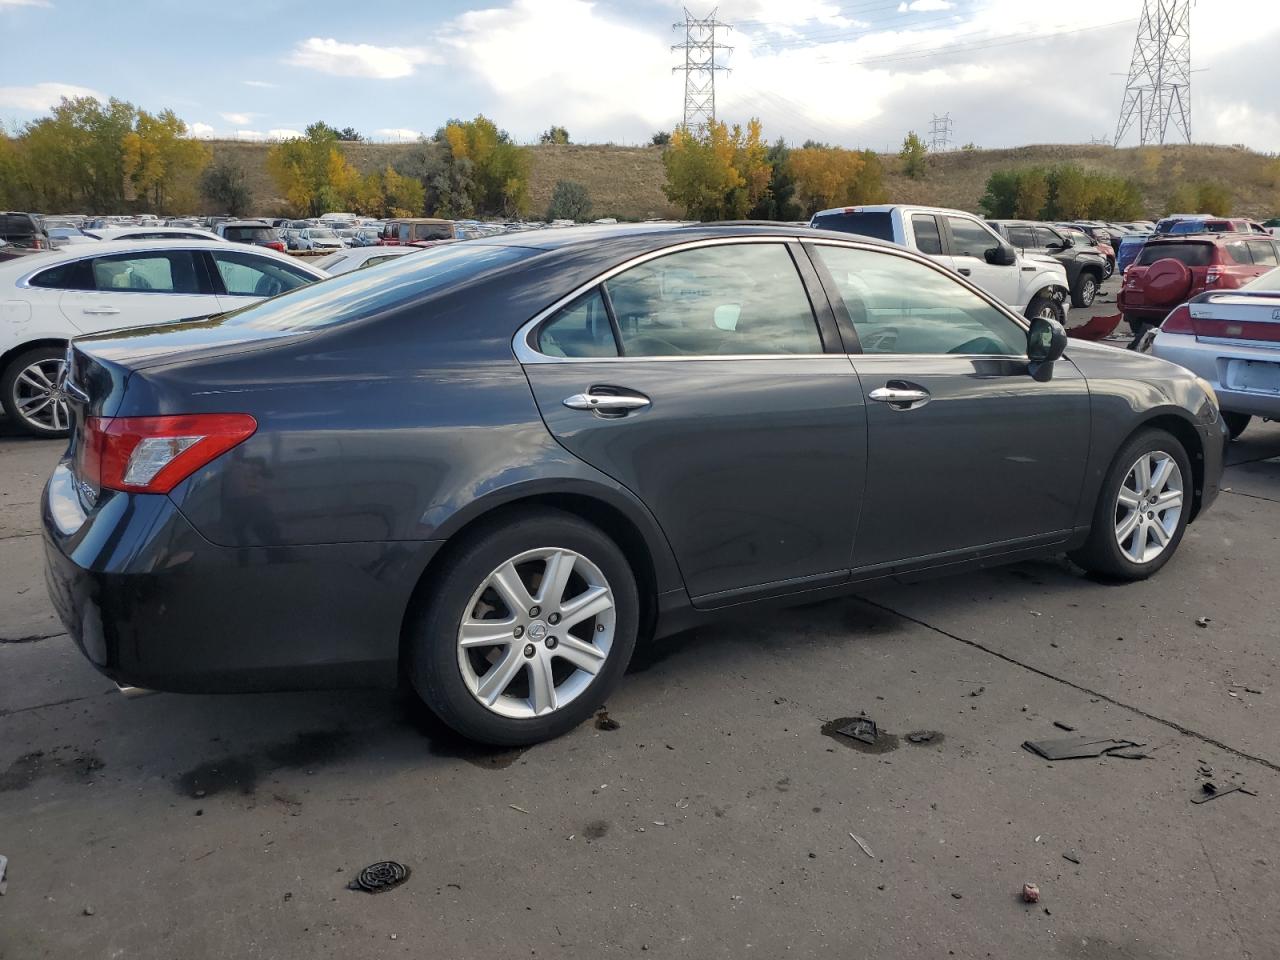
[
  {"xmin": 408, "ymin": 508, "xmax": 639, "ymax": 745},
  {"xmin": 1071, "ymin": 272, "xmax": 1100, "ymax": 308},
  {"xmin": 1069, "ymin": 428, "xmax": 1192, "ymax": 581},
  {"xmin": 1, "ymin": 345, "xmax": 70, "ymax": 438},
  {"xmin": 1025, "ymin": 292, "xmax": 1066, "ymax": 325}
]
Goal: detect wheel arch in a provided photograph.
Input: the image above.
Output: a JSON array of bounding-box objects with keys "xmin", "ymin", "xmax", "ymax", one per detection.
[
  {"xmin": 1, "ymin": 337, "xmax": 69, "ymax": 378},
  {"xmin": 1129, "ymin": 410, "xmax": 1207, "ymax": 520}
]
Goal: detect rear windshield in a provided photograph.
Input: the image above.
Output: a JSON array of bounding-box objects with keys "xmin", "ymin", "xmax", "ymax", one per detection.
[
  {"xmin": 1136, "ymin": 242, "xmax": 1212, "ymax": 267},
  {"xmin": 811, "ymin": 211, "xmax": 895, "ymax": 242},
  {"xmin": 410, "ymin": 224, "xmax": 453, "ymax": 241},
  {"xmin": 223, "ymin": 226, "xmax": 277, "ymax": 242},
  {"xmin": 0, "ymin": 214, "xmax": 38, "ymax": 235},
  {"xmin": 218, "ymin": 242, "xmax": 534, "ymax": 332}
]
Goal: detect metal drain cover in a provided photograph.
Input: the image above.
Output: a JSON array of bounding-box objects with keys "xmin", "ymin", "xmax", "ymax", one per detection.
[{"xmin": 350, "ymin": 860, "xmax": 410, "ymax": 893}]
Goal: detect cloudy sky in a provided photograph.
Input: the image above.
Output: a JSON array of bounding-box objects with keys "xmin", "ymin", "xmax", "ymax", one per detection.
[{"xmin": 2, "ymin": 0, "xmax": 1278, "ymax": 150}]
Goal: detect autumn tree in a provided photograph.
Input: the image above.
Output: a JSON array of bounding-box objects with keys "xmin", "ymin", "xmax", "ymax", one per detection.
[
  {"xmin": 265, "ymin": 121, "xmax": 362, "ymax": 216},
  {"xmin": 381, "ymin": 165, "xmax": 425, "ymax": 216},
  {"xmin": 1014, "ymin": 168, "xmax": 1049, "ymax": 219},
  {"xmin": 122, "ymin": 108, "xmax": 210, "ymax": 212},
  {"xmin": 1169, "ymin": 181, "xmax": 1232, "ymax": 217},
  {"xmin": 661, "ymin": 119, "xmax": 770, "ymax": 221},
  {"xmin": 787, "ymin": 145, "xmax": 884, "ymax": 213},
  {"xmin": 899, "ymin": 131, "xmax": 928, "ymax": 180},
  {"xmin": 540, "ymin": 126, "xmax": 570, "ymax": 145},
  {"xmin": 437, "ymin": 116, "xmax": 531, "ymax": 217}
]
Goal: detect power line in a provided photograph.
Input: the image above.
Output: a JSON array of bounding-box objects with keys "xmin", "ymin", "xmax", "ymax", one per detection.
[
  {"xmin": 672, "ymin": 8, "xmax": 733, "ymax": 137},
  {"xmin": 1115, "ymin": 0, "xmax": 1193, "ymax": 146}
]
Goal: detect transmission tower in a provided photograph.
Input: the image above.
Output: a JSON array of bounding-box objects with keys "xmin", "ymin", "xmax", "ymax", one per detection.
[
  {"xmin": 928, "ymin": 113, "xmax": 953, "ymax": 152},
  {"xmin": 672, "ymin": 8, "xmax": 732, "ymax": 138},
  {"xmin": 1114, "ymin": 0, "xmax": 1193, "ymax": 146}
]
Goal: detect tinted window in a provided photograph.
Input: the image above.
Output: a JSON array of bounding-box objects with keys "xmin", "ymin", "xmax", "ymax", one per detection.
[
  {"xmin": 604, "ymin": 244, "xmax": 821, "ymax": 357},
  {"xmin": 1136, "ymin": 242, "xmax": 1212, "ymax": 267},
  {"xmin": 29, "ymin": 259, "xmax": 94, "ymax": 291},
  {"xmin": 812, "ymin": 211, "xmax": 895, "ymax": 242},
  {"xmin": 211, "ymin": 250, "xmax": 315, "ymax": 297},
  {"xmin": 91, "ymin": 251, "xmax": 200, "ymax": 293},
  {"xmin": 411, "ymin": 223, "xmax": 453, "ymax": 241},
  {"xmin": 223, "ymin": 226, "xmax": 278, "ymax": 243},
  {"xmin": 218, "ymin": 243, "xmax": 533, "ymax": 331},
  {"xmin": 812, "ymin": 245, "xmax": 1026, "ymax": 356},
  {"xmin": 946, "ymin": 217, "xmax": 1000, "ymax": 260},
  {"xmin": 911, "ymin": 215, "xmax": 943, "ymax": 255},
  {"xmin": 1223, "ymin": 240, "xmax": 1252, "ymax": 265},
  {"xmin": 1246, "ymin": 241, "xmax": 1279, "ymax": 267},
  {"xmin": 0, "ymin": 213, "xmax": 38, "ymax": 236},
  {"xmin": 538, "ymin": 289, "xmax": 618, "ymax": 358},
  {"xmin": 1034, "ymin": 227, "xmax": 1065, "ymax": 248},
  {"xmin": 1004, "ymin": 225, "xmax": 1036, "ymax": 248}
]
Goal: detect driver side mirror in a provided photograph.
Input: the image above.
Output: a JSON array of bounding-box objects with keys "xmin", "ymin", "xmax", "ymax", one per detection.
[
  {"xmin": 1027, "ymin": 316, "xmax": 1067, "ymax": 382},
  {"xmin": 986, "ymin": 243, "xmax": 1017, "ymax": 266}
]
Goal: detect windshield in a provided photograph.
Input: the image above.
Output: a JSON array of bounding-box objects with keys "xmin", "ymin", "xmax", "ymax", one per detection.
[
  {"xmin": 309, "ymin": 229, "xmax": 338, "ymax": 239},
  {"xmin": 217, "ymin": 242, "xmax": 534, "ymax": 332},
  {"xmin": 1136, "ymin": 242, "xmax": 1212, "ymax": 267}
]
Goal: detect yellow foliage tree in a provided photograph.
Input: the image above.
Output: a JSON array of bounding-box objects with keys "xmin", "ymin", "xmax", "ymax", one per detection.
[
  {"xmin": 662, "ymin": 119, "xmax": 780, "ymax": 221},
  {"xmin": 122, "ymin": 109, "xmax": 210, "ymax": 212}
]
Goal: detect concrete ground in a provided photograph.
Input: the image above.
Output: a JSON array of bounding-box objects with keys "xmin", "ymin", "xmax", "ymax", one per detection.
[{"xmin": 3, "ymin": 287, "xmax": 1279, "ymax": 958}]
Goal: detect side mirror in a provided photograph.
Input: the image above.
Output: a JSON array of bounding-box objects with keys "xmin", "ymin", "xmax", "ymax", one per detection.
[
  {"xmin": 986, "ymin": 243, "xmax": 1017, "ymax": 266},
  {"xmin": 1027, "ymin": 316, "xmax": 1068, "ymax": 381},
  {"xmin": 1058, "ymin": 235, "xmax": 1075, "ymax": 248}
]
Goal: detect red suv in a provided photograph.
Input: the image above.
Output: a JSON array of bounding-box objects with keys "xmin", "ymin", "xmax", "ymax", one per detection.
[{"xmin": 1119, "ymin": 234, "xmax": 1280, "ymax": 338}]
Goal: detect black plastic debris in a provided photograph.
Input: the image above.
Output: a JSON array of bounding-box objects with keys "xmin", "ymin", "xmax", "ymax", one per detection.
[
  {"xmin": 835, "ymin": 716, "xmax": 879, "ymax": 745},
  {"xmin": 349, "ymin": 861, "xmax": 410, "ymax": 894},
  {"xmin": 1192, "ymin": 783, "xmax": 1257, "ymax": 805},
  {"xmin": 1052, "ymin": 721, "xmax": 1076, "ymax": 732},
  {"xmin": 906, "ymin": 730, "xmax": 939, "ymax": 744},
  {"xmin": 1022, "ymin": 736, "xmax": 1147, "ymax": 761},
  {"xmin": 1195, "ymin": 617, "xmax": 1212, "ymax": 628},
  {"xmin": 0, "ymin": 853, "xmax": 7, "ymax": 895},
  {"xmin": 594, "ymin": 710, "xmax": 621, "ymax": 732},
  {"xmin": 1063, "ymin": 851, "xmax": 1081, "ymax": 865}
]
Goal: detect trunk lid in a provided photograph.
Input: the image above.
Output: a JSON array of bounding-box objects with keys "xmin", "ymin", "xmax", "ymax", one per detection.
[{"xmin": 1189, "ymin": 292, "xmax": 1280, "ymax": 343}]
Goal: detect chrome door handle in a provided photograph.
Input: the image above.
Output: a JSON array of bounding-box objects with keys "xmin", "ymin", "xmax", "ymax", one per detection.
[
  {"xmin": 563, "ymin": 392, "xmax": 651, "ymax": 414},
  {"xmin": 868, "ymin": 385, "xmax": 931, "ymax": 410},
  {"xmin": 82, "ymin": 307, "xmax": 120, "ymax": 315}
]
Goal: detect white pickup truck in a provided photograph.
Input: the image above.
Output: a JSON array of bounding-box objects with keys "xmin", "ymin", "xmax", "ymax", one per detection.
[{"xmin": 810, "ymin": 204, "xmax": 1071, "ymax": 324}]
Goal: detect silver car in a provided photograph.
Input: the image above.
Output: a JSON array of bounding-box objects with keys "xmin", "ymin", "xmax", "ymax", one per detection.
[{"xmin": 1150, "ymin": 267, "xmax": 1280, "ymax": 439}]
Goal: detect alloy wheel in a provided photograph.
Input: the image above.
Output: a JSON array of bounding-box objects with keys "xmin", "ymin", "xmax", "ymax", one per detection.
[
  {"xmin": 456, "ymin": 547, "xmax": 615, "ymax": 719},
  {"xmin": 1080, "ymin": 277, "xmax": 1097, "ymax": 306},
  {"xmin": 1114, "ymin": 450, "xmax": 1183, "ymax": 564},
  {"xmin": 12, "ymin": 357, "xmax": 69, "ymax": 433}
]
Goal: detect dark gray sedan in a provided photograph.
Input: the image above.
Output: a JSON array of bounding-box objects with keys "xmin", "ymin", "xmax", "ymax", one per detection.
[{"xmin": 42, "ymin": 224, "xmax": 1227, "ymax": 745}]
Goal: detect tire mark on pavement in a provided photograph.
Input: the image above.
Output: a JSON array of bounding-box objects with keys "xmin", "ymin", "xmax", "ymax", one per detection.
[{"xmin": 859, "ymin": 596, "xmax": 1280, "ymax": 774}]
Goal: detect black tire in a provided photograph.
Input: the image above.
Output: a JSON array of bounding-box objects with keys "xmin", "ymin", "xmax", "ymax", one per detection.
[
  {"xmin": 1069, "ymin": 427, "xmax": 1193, "ymax": 581},
  {"xmin": 408, "ymin": 507, "xmax": 639, "ymax": 746},
  {"xmin": 1, "ymin": 345, "xmax": 70, "ymax": 438},
  {"xmin": 1071, "ymin": 271, "xmax": 1101, "ymax": 308},
  {"xmin": 1103, "ymin": 257, "xmax": 1116, "ymax": 280},
  {"xmin": 1025, "ymin": 292, "xmax": 1066, "ymax": 325},
  {"xmin": 1222, "ymin": 412, "xmax": 1251, "ymax": 441}
]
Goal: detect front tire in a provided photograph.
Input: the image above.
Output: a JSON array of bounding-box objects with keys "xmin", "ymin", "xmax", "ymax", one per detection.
[
  {"xmin": 1071, "ymin": 271, "xmax": 1100, "ymax": 308},
  {"xmin": 1025, "ymin": 292, "xmax": 1066, "ymax": 325},
  {"xmin": 1, "ymin": 345, "xmax": 70, "ymax": 438},
  {"xmin": 1222, "ymin": 412, "xmax": 1251, "ymax": 441},
  {"xmin": 1069, "ymin": 428, "xmax": 1192, "ymax": 581},
  {"xmin": 408, "ymin": 508, "xmax": 639, "ymax": 746}
]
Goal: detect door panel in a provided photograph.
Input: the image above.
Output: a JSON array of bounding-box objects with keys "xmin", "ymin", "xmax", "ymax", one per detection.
[
  {"xmin": 57, "ymin": 249, "xmax": 219, "ymax": 334},
  {"xmin": 524, "ymin": 358, "xmax": 867, "ymax": 600}
]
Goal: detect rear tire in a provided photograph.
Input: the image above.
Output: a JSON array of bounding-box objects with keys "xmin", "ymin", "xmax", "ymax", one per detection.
[
  {"xmin": 407, "ymin": 508, "xmax": 639, "ymax": 746},
  {"xmin": 1069, "ymin": 428, "xmax": 1192, "ymax": 581},
  {"xmin": 1, "ymin": 345, "xmax": 70, "ymax": 438},
  {"xmin": 1222, "ymin": 412, "xmax": 1251, "ymax": 441}
]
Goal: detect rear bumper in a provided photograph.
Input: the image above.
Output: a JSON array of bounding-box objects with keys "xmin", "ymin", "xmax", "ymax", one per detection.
[
  {"xmin": 42, "ymin": 462, "xmax": 440, "ymax": 694},
  {"xmin": 1152, "ymin": 333, "xmax": 1280, "ymax": 419}
]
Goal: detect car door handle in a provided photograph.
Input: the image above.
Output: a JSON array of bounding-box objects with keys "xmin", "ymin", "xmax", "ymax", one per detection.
[
  {"xmin": 563, "ymin": 391, "xmax": 651, "ymax": 415},
  {"xmin": 868, "ymin": 384, "xmax": 931, "ymax": 410},
  {"xmin": 957, "ymin": 267, "xmax": 972, "ymax": 276},
  {"xmin": 82, "ymin": 306, "xmax": 120, "ymax": 315}
]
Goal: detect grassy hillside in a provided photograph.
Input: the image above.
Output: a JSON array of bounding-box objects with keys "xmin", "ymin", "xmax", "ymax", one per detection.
[{"xmin": 207, "ymin": 140, "xmax": 1278, "ymax": 221}]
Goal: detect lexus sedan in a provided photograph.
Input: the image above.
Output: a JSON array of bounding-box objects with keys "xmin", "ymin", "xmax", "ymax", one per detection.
[{"xmin": 43, "ymin": 224, "xmax": 1226, "ymax": 745}]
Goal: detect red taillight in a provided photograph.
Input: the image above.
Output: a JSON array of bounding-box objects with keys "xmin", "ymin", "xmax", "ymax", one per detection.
[
  {"xmin": 81, "ymin": 414, "xmax": 257, "ymax": 494},
  {"xmin": 1206, "ymin": 266, "xmax": 1223, "ymax": 285},
  {"xmin": 267, "ymin": 241, "xmax": 286, "ymax": 252},
  {"xmin": 1161, "ymin": 303, "xmax": 1194, "ymax": 334}
]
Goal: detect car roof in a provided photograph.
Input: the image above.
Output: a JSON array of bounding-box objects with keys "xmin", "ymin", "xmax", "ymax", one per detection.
[
  {"xmin": 456, "ymin": 221, "xmax": 902, "ymax": 254},
  {"xmin": 0, "ymin": 238, "xmax": 327, "ymax": 278},
  {"xmin": 810, "ymin": 204, "xmax": 974, "ymax": 219}
]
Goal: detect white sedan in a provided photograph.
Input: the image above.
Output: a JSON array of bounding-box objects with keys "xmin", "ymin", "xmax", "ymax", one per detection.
[
  {"xmin": 85, "ymin": 225, "xmax": 225, "ymax": 243},
  {"xmin": 312, "ymin": 245, "xmax": 422, "ymax": 275},
  {"xmin": 0, "ymin": 240, "xmax": 328, "ymax": 437}
]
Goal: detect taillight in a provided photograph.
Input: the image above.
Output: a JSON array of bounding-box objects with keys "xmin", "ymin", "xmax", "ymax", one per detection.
[
  {"xmin": 81, "ymin": 414, "xmax": 256, "ymax": 494},
  {"xmin": 1206, "ymin": 266, "xmax": 1223, "ymax": 285},
  {"xmin": 1161, "ymin": 303, "xmax": 1194, "ymax": 334},
  {"xmin": 268, "ymin": 241, "xmax": 286, "ymax": 252}
]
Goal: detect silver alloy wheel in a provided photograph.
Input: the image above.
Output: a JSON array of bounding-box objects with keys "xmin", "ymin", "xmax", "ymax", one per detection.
[
  {"xmin": 456, "ymin": 547, "xmax": 615, "ymax": 720},
  {"xmin": 1114, "ymin": 450, "xmax": 1184, "ymax": 564},
  {"xmin": 1035, "ymin": 303, "xmax": 1059, "ymax": 321},
  {"xmin": 12, "ymin": 357, "xmax": 68, "ymax": 433},
  {"xmin": 1080, "ymin": 277, "xmax": 1097, "ymax": 305}
]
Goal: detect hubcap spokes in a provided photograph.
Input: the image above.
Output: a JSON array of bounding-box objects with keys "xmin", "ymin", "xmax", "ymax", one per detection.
[
  {"xmin": 14, "ymin": 358, "xmax": 68, "ymax": 431},
  {"xmin": 1114, "ymin": 450, "xmax": 1183, "ymax": 564},
  {"xmin": 457, "ymin": 547, "xmax": 614, "ymax": 719}
]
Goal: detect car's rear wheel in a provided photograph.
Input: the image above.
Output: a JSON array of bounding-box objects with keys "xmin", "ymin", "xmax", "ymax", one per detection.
[
  {"xmin": 1069, "ymin": 428, "xmax": 1192, "ymax": 581},
  {"xmin": 1071, "ymin": 272, "xmax": 1100, "ymax": 308},
  {"xmin": 1222, "ymin": 412, "xmax": 1251, "ymax": 440},
  {"xmin": 1026, "ymin": 293, "xmax": 1066, "ymax": 325},
  {"xmin": 408, "ymin": 508, "xmax": 639, "ymax": 746},
  {"xmin": 1, "ymin": 346, "xmax": 70, "ymax": 438}
]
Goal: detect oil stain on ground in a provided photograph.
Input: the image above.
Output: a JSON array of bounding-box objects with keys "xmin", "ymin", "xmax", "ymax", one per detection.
[
  {"xmin": 396, "ymin": 695, "xmax": 527, "ymax": 770},
  {"xmin": 0, "ymin": 748, "xmax": 105, "ymax": 792},
  {"xmin": 174, "ymin": 728, "xmax": 353, "ymax": 799},
  {"xmin": 820, "ymin": 718, "xmax": 900, "ymax": 754}
]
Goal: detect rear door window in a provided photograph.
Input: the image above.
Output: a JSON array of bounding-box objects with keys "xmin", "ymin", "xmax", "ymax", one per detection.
[
  {"xmin": 1136, "ymin": 243, "xmax": 1212, "ymax": 267},
  {"xmin": 911, "ymin": 215, "xmax": 944, "ymax": 255},
  {"xmin": 1223, "ymin": 240, "xmax": 1252, "ymax": 265},
  {"xmin": 210, "ymin": 250, "xmax": 316, "ymax": 297},
  {"xmin": 1004, "ymin": 225, "xmax": 1036, "ymax": 248},
  {"xmin": 89, "ymin": 251, "xmax": 201, "ymax": 293}
]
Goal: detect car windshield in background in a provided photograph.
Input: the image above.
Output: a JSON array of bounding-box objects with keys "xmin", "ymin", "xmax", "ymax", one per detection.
[
  {"xmin": 309, "ymin": 229, "xmax": 338, "ymax": 239},
  {"xmin": 219, "ymin": 242, "xmax": 534, "ymax": 332},
  {"xmin": 1136, "ymin": 242, "xmax": 1212, "ymax": 267},
  {"xmin": 811, "ymin": 211, "xmax": 895, "ymax": 242},
  {"xmin": 224, "ymin": 226, "xmax": 277, "ymax": 242}
]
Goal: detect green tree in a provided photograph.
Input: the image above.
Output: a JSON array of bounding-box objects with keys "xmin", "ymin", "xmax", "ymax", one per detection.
[
  {"xmin": 337, "ymin": 126, "xmax": 362, "ymax": 142},
  {"xmin": 979, "ymin": 170, "xmax": 1020, "ymax": 218},
  {"xmin": 651, "ymin": 131, "xmax": 671, "ymax": 147},
  {"xmin": 1014, "ymin": 168, "xmax": 1049, "ymax": 219},
  {"xmin": 661, "ymin": 119, "xmax": 772, "ymax": 221},
  {"xmin": 265, "ymin": 121, "xmax": 361, "ymax": 216},
  {"xmin": 540, "ymin": 125, "xmax": 571, "ymax": 145},
  {"xmin": 439, "ymin": 116, "xmax": 531, "ymax": 216},
  {"xmin": 381, "ymin": 164, "xmax": 425, "ymax": 216},
  {"xmin": 899, "ymin": 131, "xmax": 928, "ymax": 180},
  {"xmin": 122, "ymin": 108, "xmax": 210, "ymax": 212},
  {"xmin": 748, "ymin": 139, "xmax": 802, "ymax": 221},
  {"xmin": 547, "ymin": 179, "xmax": 592, "ymax": 221},
  {"xmin": 1170, "ymin": 181, "xmax": 1232, "ymax": 216},
  {"xmin": 200, "ymin": 159, "xmax": 252, "ymax": 215}
]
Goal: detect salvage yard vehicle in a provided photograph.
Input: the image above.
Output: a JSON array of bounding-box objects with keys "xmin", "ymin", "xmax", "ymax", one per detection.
[
  {"xmin": 1150, "ymin": 266, "xmax": 1280, "ymax": 440},
  {"xmin": 811, "ymin": 205, "xmax": 1071, "ymax": 324},
  {"xmin": 312, "ymin": 244, "xmax": 421, "ymax": 275},
  {"xmin": 0, "ymin": 240, "xmax": 327, "ymax": 436},
  {"xmin": 0, "ymin": 211, "xmax": 50, "ymax": 250},
  {"xmin": 1118, "ymin": 233, "xmax": 1280, "ymax": 339},
  {"xmin": 988, "ymin": 220, "xmax": 1109, "ymax": 307},
  {"xmin": 43, "ymin": 224, "xmax": 1225, "ymax": 746}
]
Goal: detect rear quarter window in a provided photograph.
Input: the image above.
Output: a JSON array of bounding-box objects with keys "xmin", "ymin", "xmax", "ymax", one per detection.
[
  {"xmin": 1136, "ymin": 243, "xmax": 1212, "ymax": 267},
  {"xmin": 811, "ymin": 211, "xmax": 895, "ymax": 242},
  {"xmin": 29, "ymin": 258, "xmax": 94, "ymax": 290}
]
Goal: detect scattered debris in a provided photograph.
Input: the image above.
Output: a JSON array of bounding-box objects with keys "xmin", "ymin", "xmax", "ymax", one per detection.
[
  {"xmin": 1192, "ymin": 783, "xmax": 1257, "ymax": 805},
  {"xmin": 0, "ymin": 854, "xmax": 7, "ymax": 895},
  {"xmin": 951, "ymin": 892, "xmax": 963, "ymax": 900},
  {"xmin": 1229, "ymin": 683, "xmax": 1264, "ymax": 695},
  {"xmin": 1052, "ymin": 721, "xmax": 1076, "ymax": 732},
  {"xmin": 967, "ymin": 686, "xmax": 986, "ymax": 698},
  {"xmin": 1196, "ymin": 617, "xmax": 1212, "ymax": 628},
  {"xmin": 1063, "ymin": 852, "xmax": 1081, "ymax": 865},
  {"xmin": 1022, "ymin": 883, "xmax": 1041, "ymax": 904},
  {"xmin": 594, "ymin": 710, "xmax": 621, "ymax": 731},
  {"xmin": 675, "ymin": 797, "xmax": 690, "ymax": 809},
  {"xmin": 835, "ymin": 715, "xmax": 879, "ymax": 745},
  {"xmin": 1029, "ymin": 611, "xmax": 1042, "ymax": 617},
  {"xmin": 1023, "ymin": 736, "xmax": 1147, "ymax": 761},
  {"xmin": 906, "ymin": 730, "xmax": 940, "ymax": 745},
  {"xmin": 349, "ymin": 861, "xmax": 410, "ymax": 894},
  {"xmin": 508, "ymin": 804, "xmax": 530, "ymax": 815},
  {"xmin": 82, "ymin": 906, "xmax": 94, "ymax": 917},
  {"xmin": 822, "ymin": 716, "xmax": 900, "ymax": 754},
  {"xmin": 849, "ymin": 833, "xmax": 875, "ymax": 859}
]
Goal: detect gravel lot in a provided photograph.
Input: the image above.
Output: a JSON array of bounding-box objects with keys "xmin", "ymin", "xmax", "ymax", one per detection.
[{"xmin": 3, "ymin": 281, "xmax": 1279, "ymax": 958}]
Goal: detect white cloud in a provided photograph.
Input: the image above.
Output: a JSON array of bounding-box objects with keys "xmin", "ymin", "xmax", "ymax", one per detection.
[
  {"xmin": 732, "ymin": 0, "xmax": 864, "ymax": 33},
  {"xmin": 898, "ymin": 0, "xmax": 954, "ymax": 11},
  {"xmin": 234, "ymin": 130, "xmax": 266, "ymax": 141},
  {"xmin": 286, "ymin": 37, "xmax": 437, "ymax": 79},
  {"xmin": 242, "ymin": 80, "xmax": 276, "ymax": 88},
  {"xmin": 0, "ymin": 81, "xmax": 103, "ymax": 111},
  {"xmin": 220, "ymin": 111, "xmax": 255, "ymax": 125},
  {"xmin": 189, "ymin": 121, "xmax": 215, "ymax": 137},
  {"xmin": 374, "ymin": 127, "xmax": 424, "ymax": 140},
  {"xmin": 0, "ymin": 0, "xmax": 52, "ymax": 8},
  {"xmin": 267, "ymin": 128, "xmax": 303, "ymax": 139}
]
